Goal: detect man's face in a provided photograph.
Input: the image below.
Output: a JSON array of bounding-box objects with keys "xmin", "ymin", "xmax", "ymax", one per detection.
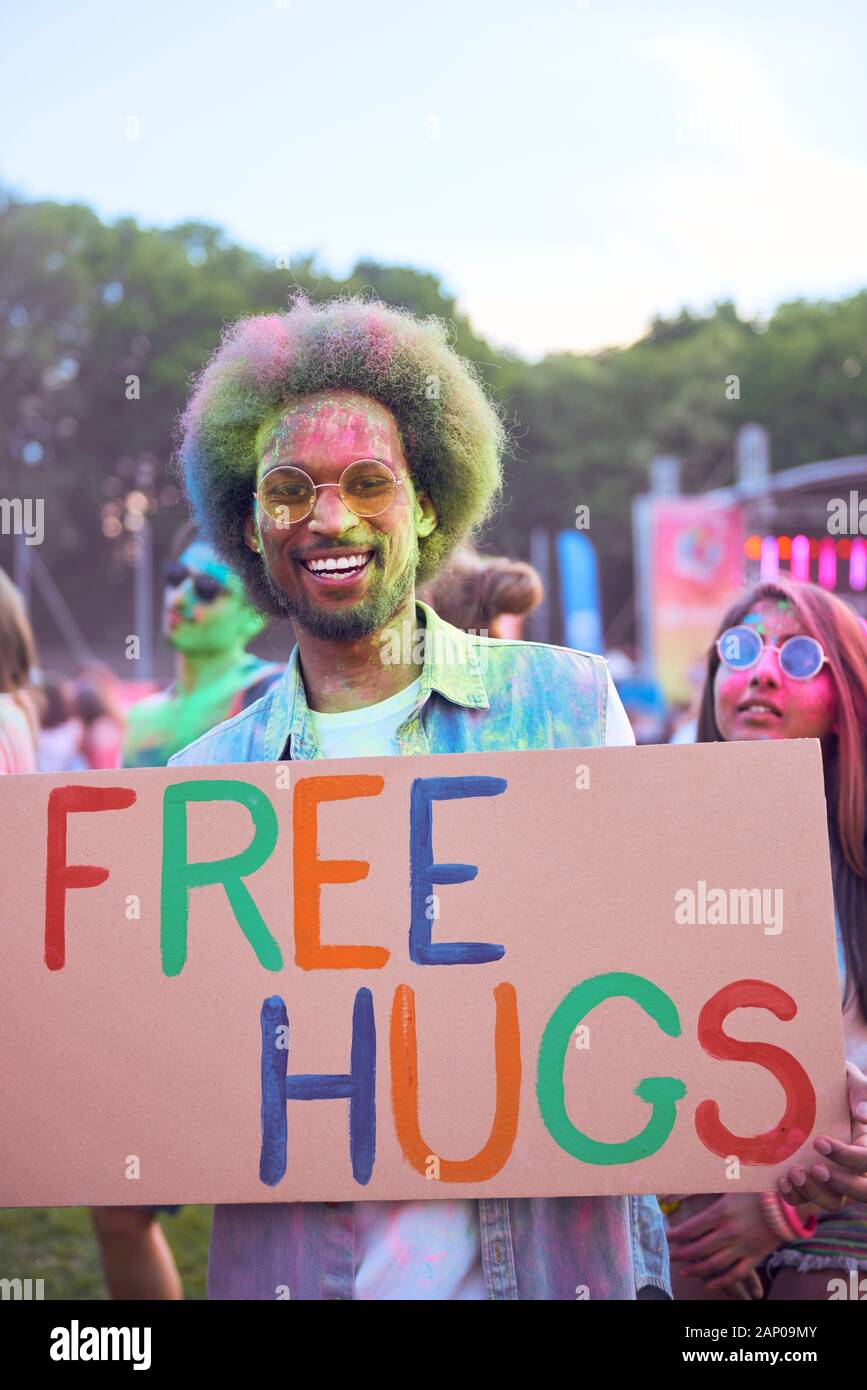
[
  {"xmin": 244, "ymin": 390, "xmax": 437, "ymax": 641},
  {"xmin": 164, "ymin": 541, "xmax": 259, "ymax": 654}
]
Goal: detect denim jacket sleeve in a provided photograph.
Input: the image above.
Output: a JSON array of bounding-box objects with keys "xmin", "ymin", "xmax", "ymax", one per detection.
[{"xmin": 630, "ymin": 1194, "xmax": 671, "ymax": 1297}]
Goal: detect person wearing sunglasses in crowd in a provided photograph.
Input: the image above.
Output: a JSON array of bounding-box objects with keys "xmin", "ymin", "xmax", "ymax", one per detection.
[
  {"xmin": 89, "ymin": 525, "xmax": 283, "ymax": 1300},
  {"xmin": 162, "ymin": 294, "xmax": 668, "ymax": 1301},
  {"xmin": 664, "ymin": 578, "xmax": 867, "ymax": 1301},
  {"xmin": 122, "ymin": 524, "xmax": 283, "ymax": 770}
]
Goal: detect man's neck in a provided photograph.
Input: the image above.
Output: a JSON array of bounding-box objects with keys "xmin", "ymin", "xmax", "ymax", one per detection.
[
  {"xmin": 295, "ymin": 592, "xmax": 422, "ymax": 714},
  {"xmin": 174, "ymin": 644, "xmax": 249, "ymax": 696}
]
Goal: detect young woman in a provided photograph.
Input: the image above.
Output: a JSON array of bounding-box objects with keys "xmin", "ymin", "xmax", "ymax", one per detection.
[
  {"xmin": 0, "ymin": 567, "xmax": 40, "ymax": 774},
  {"xmin": 666, "ymin": 577, "xmax": 867, "ymax": 1300}
]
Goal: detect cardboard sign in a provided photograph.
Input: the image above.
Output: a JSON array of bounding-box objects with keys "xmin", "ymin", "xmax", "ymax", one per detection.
[{"xmin": 0, "ymin": 740, "xmax": 849, "ymax": 1208}]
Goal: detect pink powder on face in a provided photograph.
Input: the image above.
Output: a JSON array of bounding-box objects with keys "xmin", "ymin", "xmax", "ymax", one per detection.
[
  {"xmin": 714, "ymin": 599, "xmax": 839, "ymax": 739},
  {"xmin": 715, "ymin": 663, "xmax": 838, "ymax": 740},
  {"xmin": 783, "ymin": 676, "xmax": 837, "ymax": 728},
  {"xmin": 261, "ymin": 394, "xmax": 402, "ymax": 470},
  {"xmin": 716, "ymin": 668, "xmax": 748, "ymax": 704}
]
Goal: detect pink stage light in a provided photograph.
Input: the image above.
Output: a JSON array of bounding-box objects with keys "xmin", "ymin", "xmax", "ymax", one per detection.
[
  {"xmin": 790, "ymin": 534, "xmax": 811, "ymax": 581},
  {"xmin": 817, "ymin": 537, "xmax": 837, "ymax": 590},
  {"xmin": 760, "ymin": 534, "xmax": 780, "ymax": 580},
  {"xmin": 851, "ymin": 539, "xmax": 867, "ymax": 592}
]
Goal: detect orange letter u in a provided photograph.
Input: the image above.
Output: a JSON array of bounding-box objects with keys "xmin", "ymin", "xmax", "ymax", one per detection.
[{"xmin": 390, "ymin": 982, "xmax": 521, "ymax": 1182}]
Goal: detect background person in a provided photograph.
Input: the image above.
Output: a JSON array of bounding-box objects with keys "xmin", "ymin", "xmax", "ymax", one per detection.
[
  {"xmin": 72, "ymin": 681, "xmax": 123, "ymax": 770},
  {"xmin": 89, "ymin": 524, "xmax": 284, "ymax": 1299},
  {"xmin": 72, "ymin": 660, "xmax": 127, "ymax": 769},
  {"xmin": 36, "ymin": 672, "xmax": 87, "ymax": 772},
  {"xmin": 418, "ymin": 542, "xmax": 543, "ymax": 638},
  {"xmin": 665, "ymin": 578, "xmax": 867, "ymax": 1300},
  {"xmin": 0, "ymin": 567, "xmax": 41, "ymax": 775},
  {"xmin": 122, "ymin": 524, "xmax": 283, "ymax": 769}
]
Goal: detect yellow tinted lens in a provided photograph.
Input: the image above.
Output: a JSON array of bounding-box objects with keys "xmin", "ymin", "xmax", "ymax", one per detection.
[
  {"xmin": 340, "ymin": 461, "xmax": 395, "ymax": 515},
  {"xmin": 259, "ymin": 468, "xmax": 313, "ymax": 522}
]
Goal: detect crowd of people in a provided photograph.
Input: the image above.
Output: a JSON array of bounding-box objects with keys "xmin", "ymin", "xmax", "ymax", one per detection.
[{"xmin": 1, "ymin": 294, "xmax": 865, "ymax": 1302}]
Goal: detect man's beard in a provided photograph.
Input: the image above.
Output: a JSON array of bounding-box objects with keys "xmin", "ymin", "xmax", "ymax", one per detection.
[{"xmin": 262, "ymin": 541, "xmax": 418, "ymax": 642}]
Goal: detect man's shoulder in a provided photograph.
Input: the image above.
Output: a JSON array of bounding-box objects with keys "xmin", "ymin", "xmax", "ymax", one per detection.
[
  {"xmin": 461, "ymin": 633, "xmax": 611, "ymax": 737},
  {"xmin": 469, "ymin": 631, "xmax": 609, "ymax": 685},
  {"xmin": 419, "ymin": 600, "xmax": 609, "ymax": 691},
  {"xmin": 167, "ymin": 681, "xmax": 281, "ymax": 767}
]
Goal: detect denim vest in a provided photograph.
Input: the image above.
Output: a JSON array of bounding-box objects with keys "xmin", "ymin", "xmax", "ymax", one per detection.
[{"xmin": 169, "ymin": 601, "xmax": 670, "ymax": 1300}]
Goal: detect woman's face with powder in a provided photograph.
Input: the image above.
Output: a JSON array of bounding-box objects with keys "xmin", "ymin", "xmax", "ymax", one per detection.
[{"xmin": 713, "ymin": 597, "xmax": 839, "ymax": 743}]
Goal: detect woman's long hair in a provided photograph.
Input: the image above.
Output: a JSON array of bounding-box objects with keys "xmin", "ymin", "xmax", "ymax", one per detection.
[
  {"xmin": 696, "ymin": 577, "xmax": 867, "ymax": 1019},
  {"xmin": 0, "ymin": 566, "xmax": 42, "ymax": 744},
  {"xmin": 0, "ymin": 567, "xmax": 37, "ymax": 695}
]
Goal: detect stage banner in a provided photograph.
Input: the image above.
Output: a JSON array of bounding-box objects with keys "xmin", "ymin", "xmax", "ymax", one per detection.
[
  {"xmin": 649, "ymin": 499, "xmax": 744, "ymax": 705},
  {"xmin": 0, "ymin": 740, "xmax": 848, "ymax": 1207},
  {"xmin": 557, "ymin": 530, "xmax": 603, "ymax": 654}
]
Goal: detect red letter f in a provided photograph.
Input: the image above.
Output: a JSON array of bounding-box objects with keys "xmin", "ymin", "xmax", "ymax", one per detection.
[{"xmin": 45, "ymin": 786, "xmax": 136, "ymax": 970}]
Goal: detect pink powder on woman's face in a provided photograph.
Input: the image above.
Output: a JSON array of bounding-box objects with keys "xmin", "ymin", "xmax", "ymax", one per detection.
[{"xmin": 714, "ymin": 597, "xmax": 839, "ymax": 743}]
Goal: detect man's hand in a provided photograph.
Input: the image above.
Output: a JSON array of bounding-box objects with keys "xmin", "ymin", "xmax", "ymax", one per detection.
[{"xmin": 778, "ymin": 1062, "xmax": 867, "ymax": 1212}]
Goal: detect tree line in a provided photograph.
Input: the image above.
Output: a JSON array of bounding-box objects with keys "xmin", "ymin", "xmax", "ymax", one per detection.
[{"xmin": 2, "ymin": 192, "xmax": 866, "ymax": 661}]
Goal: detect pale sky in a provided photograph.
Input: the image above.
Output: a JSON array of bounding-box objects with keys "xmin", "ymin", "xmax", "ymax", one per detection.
[{"xmin": 3, "ymin": 0, "xmax": 865, "ymax": 358}]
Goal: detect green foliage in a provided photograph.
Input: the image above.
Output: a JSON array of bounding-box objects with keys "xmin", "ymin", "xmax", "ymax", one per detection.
[
  {"xmin": 1, "ymin": 191, "xmax": 865, "ymax": 656},
  {"xmin": 0, "ymin": 1204, "xmax": 211, "ymax": 1300}
]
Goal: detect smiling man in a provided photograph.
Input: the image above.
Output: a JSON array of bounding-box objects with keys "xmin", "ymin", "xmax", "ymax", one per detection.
[
  {"xmin": 167, "ymin": 294, "xmax": 668, "ymax": 1301},
  {"xmin": 248, "ymin": 393, "xmax": 429, "ymax": 644}
]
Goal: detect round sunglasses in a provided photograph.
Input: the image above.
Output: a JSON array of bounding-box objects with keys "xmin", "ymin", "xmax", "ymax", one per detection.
[
  {"xmin": 253, "ymin": 459, "xmax": 407, "ymax": 527},
  {"xmin": 164, "ymin": 561, "xmax": 227, "ymax": 604},
  {"xmin": 716, "ymin": 624, "xmax": 828, "ymax": 680}
]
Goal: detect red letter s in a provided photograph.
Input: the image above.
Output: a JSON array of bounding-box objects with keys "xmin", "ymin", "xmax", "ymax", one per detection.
[{"xmin": 695, "ymin": 979, "xmax": 815, "ymax": 1164}]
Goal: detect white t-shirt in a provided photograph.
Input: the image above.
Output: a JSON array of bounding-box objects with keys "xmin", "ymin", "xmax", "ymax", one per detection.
[
  {"xmin": 309, "ymin": 668, "xmax": 635, "ymax": 759},
  {"xmin": 308, "ymin": 676, "xmax": 423, "ymax": 759},
  {"xmin": 308, "ymin": 662, "xmax": 635, "ymax": 1299}
]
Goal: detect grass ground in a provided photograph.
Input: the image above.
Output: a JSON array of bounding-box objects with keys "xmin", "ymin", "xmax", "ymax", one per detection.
[{"xmin": 0, "ymin": 1205, "xmax": 211, "ymax": 1300}]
